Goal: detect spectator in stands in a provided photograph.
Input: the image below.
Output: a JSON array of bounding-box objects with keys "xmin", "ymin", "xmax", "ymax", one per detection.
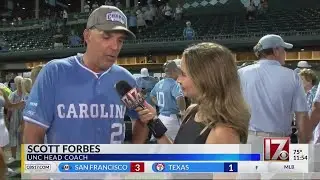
[
  {"xmin": 41, "ymin": 17, "xmax": 50, "ymax": 30},
  {"xmin": 128, "ymin": 11, "xmax": 137, "ymax": 35},
  {"xmin": 144, "ymin": 7, "xmax": 153, "ymax": 26},
  {"xmin": 84, "ymin": 2, "xmax": 91, "ymax": 13},
  {"xmin": 63, "ymin": 10, "xmax": 68, "ymax": 26},
  {"xmin": 68, "ymin": 30, "xmax": 82, "ymax": 47},
  {"xmin": 175, "ymin": 4, "xmax": 183, "ymax": 20},
  {"xmin": 183, "ymin": 21, "xmax": 195, "ymax": 40},
  {"xmin": 115, "ymin": 0, "xmax": 122, "ymax": 9},
  {"xmin": 137, "ymin": 10, "xmax": 146, "ymax": 33},
  {"xmin": 1, "ymin": 18, "xmax": 6, "ymax": 26},
  {"xmin": 262, "ymin": 0, "xmax": 268, "ymax": 11},
  {"xmin": 53, "ymin": 28, "xmax": 64, "ymax": 49},
  {"xmin": 92, "ymin": 1, "xmax": 99, "ymax": 10},
  {"xmin": 0, "ymin": 38, "xmax": 9, "ymax": 52},
  {"xmin": 163, "ymin": 3, "xmax": 172, "ymax": 20},
  {"xmin": 149, "ymin": 4, "xmax": 157, "ymax": 21},
  {"xmin": 105, "ymin": 0, "xmax": 114, "ymax": 6},
  {"xmin": 246, "ymin": 1, "xmax": 256, "ymax": 20},
  {"xmin": 17, "ymin": 17, "xmax": 22, "ymax": 26}
]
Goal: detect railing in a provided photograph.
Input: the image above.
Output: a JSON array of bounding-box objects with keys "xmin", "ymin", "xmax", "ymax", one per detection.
[
  {"xmin": 125, "ymin": 30, "xmax": 320, "ymax": 43},
  {"xmin": 2, "ymin": 29, "xmax": 320, "ymax": 53}
]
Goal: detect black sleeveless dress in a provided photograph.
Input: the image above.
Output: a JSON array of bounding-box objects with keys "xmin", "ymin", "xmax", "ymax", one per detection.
[
  {"xmin": 174, "ymin": 106, "xmax": 211, "ymax": 144},
  {"xmin": 172, "ymin": 106, "xmax": 214, "ymax": 179}
]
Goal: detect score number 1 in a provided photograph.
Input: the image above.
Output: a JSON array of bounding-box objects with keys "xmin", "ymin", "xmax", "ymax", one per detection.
[
  {"xmin": 130, "ymin": 162, "xmax": 145, "ymax": 172},
  {"xmin": 224, "ymin": 163, "xmax": 238, "ymax": 172}
]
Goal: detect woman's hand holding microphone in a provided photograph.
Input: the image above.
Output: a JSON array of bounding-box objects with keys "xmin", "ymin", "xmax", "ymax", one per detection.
[
  {"xmin": 135, "ymin": 101, "xmax": 168, "ymax": 140},
  {"xmin": 135, "ymin": 101, "xmax": 157, "ymax": 124}
]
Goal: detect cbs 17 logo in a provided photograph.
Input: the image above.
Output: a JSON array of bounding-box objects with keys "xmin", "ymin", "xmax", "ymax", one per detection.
[
  {"xmin": 264, "ymin": 137, "xmax": 290, "ymax": 161},
  {"xmin": 121, "ymin": 88, "xmax": 144, "ymax": 109}
]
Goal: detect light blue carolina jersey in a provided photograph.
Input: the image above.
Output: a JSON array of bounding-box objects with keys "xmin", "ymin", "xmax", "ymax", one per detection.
[
  {"xmin": 23, "ymin": 55, "xmax": 139, "ymax": 144},
  {"xmin": 136, "ymin": 76, "xmax": 157, "ymax": 105},
  {"xmin": 151, "ymin": 78, "xmax": 183, "ymax": 116}
]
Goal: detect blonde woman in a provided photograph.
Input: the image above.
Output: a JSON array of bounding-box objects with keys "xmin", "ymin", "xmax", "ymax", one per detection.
[
  {"xmin": 22, "ymin": 78, "xmax": 32, "ymax": 101},
  {"xmin": 136, "ymin": 43, "xmax": 250, "ymax": 179},
  {"xmin": 137, "ymin": 42, "xmax": 250, "ymax": 144},
  {"xmin": 299, "ymin": 69, "xmax": 319, "ymax": 143},
  {"xmin": 7, "ymin": 76, "xmax": 24, "ymax": 161},
  {"xmin": 0, "ymin": 87, "xmax": 24, "ymax": 176}
]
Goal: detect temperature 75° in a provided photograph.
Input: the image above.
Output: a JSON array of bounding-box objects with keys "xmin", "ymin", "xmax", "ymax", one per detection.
[{"xmin": 293, "ymin": 149, "xmax": 302, "ymax": 155}]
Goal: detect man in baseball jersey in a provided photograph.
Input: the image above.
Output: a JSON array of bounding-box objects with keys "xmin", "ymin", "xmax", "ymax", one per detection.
[
  {"xmin": 136, "ymin": 68, "xmax": 158, "ymax": 106},
  {"xmin": 150, "ymin": 60, "xmax": 186, "ymax": 140},
  {"xmin": 23, "ymin": 6, "xmax": 149, "ymax": 144}
]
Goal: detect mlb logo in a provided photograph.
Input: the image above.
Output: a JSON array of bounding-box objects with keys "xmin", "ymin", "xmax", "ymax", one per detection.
[
  {"xmin": 155, "ymin": 163, "xmax": 165, "ymax": 172},
  {"xmin": 264, "ymin": 137, "xmax": 290, "ymax": 161}
]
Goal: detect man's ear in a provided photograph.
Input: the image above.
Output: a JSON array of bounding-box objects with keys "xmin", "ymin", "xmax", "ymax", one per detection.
[
  {"xmin": 272, "ymin": 47, "xmax": 279, "ymax": 57},
  {"xmin": 83, "ymin": 29, "xmax": 90, "ymax": 45}
]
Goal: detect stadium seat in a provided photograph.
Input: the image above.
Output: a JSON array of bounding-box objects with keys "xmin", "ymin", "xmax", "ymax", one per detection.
[{"xmin": 1, "ymin": 8, "xmax": 320, "ymax": 52}]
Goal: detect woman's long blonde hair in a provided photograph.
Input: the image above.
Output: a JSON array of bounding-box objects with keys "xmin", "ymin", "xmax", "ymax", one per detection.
[
  {"xmin": 183, "ymin": 42, "xmax": 250, "ymax": 143},
  {"xmin": 22, "ymin": 78, "xmax": 32, "ymax": 94}
]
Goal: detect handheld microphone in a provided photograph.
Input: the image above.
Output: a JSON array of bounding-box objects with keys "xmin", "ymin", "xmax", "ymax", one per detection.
[
  {"xmin": 115, "ymin": 80, "xmax": 167, "ymax": 139},
  {"xmin": 115, "ymin": 81, "xmax": 145, "ymax": 109}
]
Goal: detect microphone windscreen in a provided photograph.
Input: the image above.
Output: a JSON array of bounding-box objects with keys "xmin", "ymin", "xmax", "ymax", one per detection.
[{"xmin": 115, "ymin": 80, "xmax": 133, "ymax": 97}]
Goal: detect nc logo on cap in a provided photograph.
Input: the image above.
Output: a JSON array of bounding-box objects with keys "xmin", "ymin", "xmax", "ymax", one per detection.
[{"xmin": 106, "ymin": 11, "xmax": 126, "ymax": 25}]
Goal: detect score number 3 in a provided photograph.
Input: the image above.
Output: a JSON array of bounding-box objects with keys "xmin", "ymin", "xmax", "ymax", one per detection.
[
  {"xmin": 110, "ymin": 123, "xmax": 125, "ymax": 144},
  {"xmin": 130, "ymin": 162, "xmax": 145, "ymax": 172}
]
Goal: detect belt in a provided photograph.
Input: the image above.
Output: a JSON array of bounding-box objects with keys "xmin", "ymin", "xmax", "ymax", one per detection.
[{"xmin": 249, "ymin": 130, "xmax": 289, "ymax": 137}]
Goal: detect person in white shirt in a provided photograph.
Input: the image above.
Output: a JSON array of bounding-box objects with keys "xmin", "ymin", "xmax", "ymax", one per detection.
[
  {"xmin": 163, "ymin": 3, "xmax": 172, "ymax": 20},
  {"xmin": 246, "ymin": 1, "xmax": 256, "ymax": 20},
  {"xmin": 63, "ymin": 10, "xmax": 68, "ymax": 26},
  {"xmin": 175, "ymin": 4, "xmax": 183, "ymax": 20},
  {"xmin": 238, "ymin": 34, "xmax": 310, "ymax": 179},
  {"xmin": 84, "ymin": 3, "xmax": 91, "ymax": 13},
  {"xmin": 144, "ymin": 7, "xmax": 153, "ymax": 26},
  {"xmin": 149, "ymin": 4, "xmax": 156, "ymax": 21},
  {"xmin": 92, "ymin": 1, "xmax": 99, "ymax": 10},
  {"xmin": 136, "ymin": 9, "xmax": 146, "ymax": 32},
  {"xmin": 239, "ymin": 34, "xmax": 309, "ymax": 144},
  {"xmin": 105, "ymin": 0, "xmax": 113, "ymax": 5}
]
